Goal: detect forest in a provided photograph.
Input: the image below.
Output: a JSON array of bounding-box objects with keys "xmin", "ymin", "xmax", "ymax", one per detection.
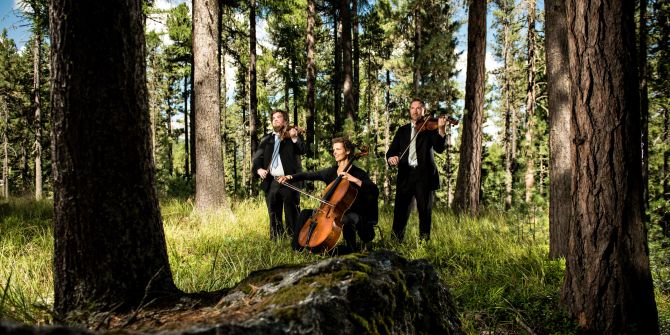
[{"xmin": 1, "ymin": 0, "xmax": 669, "ymax": 334}]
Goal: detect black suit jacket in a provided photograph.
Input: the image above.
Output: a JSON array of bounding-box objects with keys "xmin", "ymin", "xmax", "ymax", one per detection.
[
  {"xmin": 252, "ymin": 133, "xmax": 306, "ymax": 192},
  {"xmin": 385, "ymin": 124, "xmax": 446, "ymax": 192}
]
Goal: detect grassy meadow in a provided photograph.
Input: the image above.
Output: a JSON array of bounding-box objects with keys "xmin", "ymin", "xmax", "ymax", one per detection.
[{"xmin": 1, "ymin": 196, "xmax": 669, "ymax": 334}]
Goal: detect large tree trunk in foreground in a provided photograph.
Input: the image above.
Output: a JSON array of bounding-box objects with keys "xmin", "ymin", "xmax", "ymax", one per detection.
[
  {"xmin": 193, "ymin": 0, "xmax": 227, "ymax": 210},
  {"xmin": 545, "ymin": 0, "xmax": 571, "ymax": 259},
  {"xmin": 561, "ymin": 0, "xmax": 659, "ymax": 333},
  {"xmin": 453, "ymin": 0, "xmax": 486, "ymax": 216},
  {"xmin": 49, "ymin": 0, "xmax": 178, "ymax": 317}
]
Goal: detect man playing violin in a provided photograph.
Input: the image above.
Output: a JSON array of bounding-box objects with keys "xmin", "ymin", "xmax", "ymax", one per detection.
[
  {"xmin": 252, "ymin": 109, "xmax": 306, "ymax": 240},
  {"xmin": 278, "ymin": 137, "xmax": 379, "ymax": 254},
  {"xmin": 386, "ymin": 98, "xmax": 448, "ymax": 241}
]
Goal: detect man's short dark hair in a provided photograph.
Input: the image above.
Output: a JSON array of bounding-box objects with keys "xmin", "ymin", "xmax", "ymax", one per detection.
[
  {"xmin": 410, "ymin": 98, "xmax": 424, "ymax": 106},
  {"xmin": 271, "ymin": 109, "xmax": 289, "ymax": 123}
]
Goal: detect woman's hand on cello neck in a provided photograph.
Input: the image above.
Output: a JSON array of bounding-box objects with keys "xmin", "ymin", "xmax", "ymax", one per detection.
[{"xmin": 338, "ymin": 172, "xmax": 362, "ymax": 187}]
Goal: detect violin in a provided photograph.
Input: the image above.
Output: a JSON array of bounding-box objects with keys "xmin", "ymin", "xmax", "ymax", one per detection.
[
  {"xmin": 414, "ymin": 114, "xmax": 459, "ymax": 133},
  {"xmin": 392, "ymin": 115, "xmax": 458, "ymax": 164},
  {"xmin": 280, "ymin": 124, "xmax": 306, "ymax": 140}
]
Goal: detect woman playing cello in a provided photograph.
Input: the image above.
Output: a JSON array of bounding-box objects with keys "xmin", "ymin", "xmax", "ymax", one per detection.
[{"xmin": 277, "ymin": 137, "xmax": 379, "ymax": 254}]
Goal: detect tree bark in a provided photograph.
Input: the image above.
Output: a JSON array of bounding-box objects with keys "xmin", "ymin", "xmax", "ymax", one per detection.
[
  {"xmin": 502, "ymin": 10, "xmax": 514, "ymax": 210},
  {"xmin": 184, "ymin": 75, "xmax": 190, "ymax": 178},
  {"xmin": 2, "ymin": 98, "xmax": 7, "ymax": 198},
  {"xmin": 413, "ymin": 5, "xmax": 421, "ymax": 95},
  {"xmin": 49, "ymin": 0, "xmax": 178, "ymax": 316},
  {"xmin": 166, "ymin": 96, "xmax": 174, "ymax": 176},
  {"xmin": 291, "ymin": 57, "xmax": 298, "ymax": 125},
  {"xmin": 193, "ymin": 0, "xmax": 227, "ymax": 210},
  {"xmin": 352, "ymin": 0, "xmax": 360, "ymax": 120},
  {"xmin": 190, "ymin": 62, "xmax": 196, "ymax": 179},
  {"xmin": 453, "ymin": 0, "xmax": 486, "ymax": 216},
  {"xmin": 384, "ymin": 70, "xmax": 391, "ymax": 201},
  {"xmin": 333, "ymin": 6, "xmax": 342, "ymax": 133},
  {"xmin": 561, "ymin": 1, "xmax": 659, "ymax": 333},
  {"xmin": 445, "ymin": 123, "xmax": 453, "ymax": 206},
  {"xmin": 306, "ymin": 0, "xmax": 316, "ymax": 167},
  {"xmin": 341, "ymin": 0, "xmax": 354, "ymax": 125},
  {"xmin": 33, "ymin": 30, "xmax": 42, "ymax": 201},
  {"xmin": 523, "ymin": 0, "xmax": 536, "ymax": 204},
  {"xmin": 546, "ymin": 0, "xmax": 571, "ymax": 259},
  {"xmin": 639, "ymin": 0, "xmax": 649, "ymax": 220},
  {"xmin": 249, "ymin": 0, "xmax": 259, "ymax": 157},
  {"xmin": 655, "ymin": 0, "xmax": 669, "ymax": 237},
  {"xmin": 663, "ymin": 106, "xmax": 670, "ymax": 236}
]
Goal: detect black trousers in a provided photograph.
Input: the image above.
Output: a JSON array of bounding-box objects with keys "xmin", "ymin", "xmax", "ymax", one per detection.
[
  {"xmin": 265, "ymin": 179, "xmax": 299, "ymax": 240},
  {"xmin": 392, "ymin": 167, "xmax": 433, "ymax": 241},
  {"xmin": 293, "ymin": 210, "xmax": 375, "ymax": 251}
]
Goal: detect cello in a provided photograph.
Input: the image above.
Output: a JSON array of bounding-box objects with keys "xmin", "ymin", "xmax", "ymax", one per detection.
[{"xmin": 279, "ymin": 147, "xmax": 368, "ymax": 253}]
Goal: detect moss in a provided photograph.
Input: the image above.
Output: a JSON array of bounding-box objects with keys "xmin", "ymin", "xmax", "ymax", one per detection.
[
  {"xmin": 351, "ymin": 312, "xmax": 374, "ymax": 333},
  {"xmin": 233, "ymin": 267, "xmax": 291, "ymax": 294},
  {"xmin": 332, "ymin": 270, "xmax": 369, "ymax": 282}
]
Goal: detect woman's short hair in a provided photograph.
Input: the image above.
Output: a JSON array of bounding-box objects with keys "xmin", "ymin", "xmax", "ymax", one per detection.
[{"xmin": 332, "ymin": 137, "xmax": 355, "ymax": 159}]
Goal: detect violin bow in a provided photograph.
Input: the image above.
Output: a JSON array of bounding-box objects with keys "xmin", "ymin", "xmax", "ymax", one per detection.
[
  {"xmin": 398, "ymin": 117, "xmax": 430, "ymax": 161},
  {"xmin": 276, "ymin": 177, "xmax": 335, "ymax": 207}
]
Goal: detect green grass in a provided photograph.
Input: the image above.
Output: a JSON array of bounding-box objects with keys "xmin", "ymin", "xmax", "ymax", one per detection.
[{"xmin": 1, "ymin": 196, "xmax": 669, "ymax": 334}]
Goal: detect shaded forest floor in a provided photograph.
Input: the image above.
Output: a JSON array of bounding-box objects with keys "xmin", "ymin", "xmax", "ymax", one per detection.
[{"xmin": 1, "ymin": 196, "xmax": 669, "ymax": 334}]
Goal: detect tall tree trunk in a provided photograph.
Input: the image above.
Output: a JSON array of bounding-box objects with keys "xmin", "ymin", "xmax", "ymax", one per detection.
[
  {"xmin": 190, "ymin": 63, "xmax": 196, "ymax": 179},
  {"xmin": 233, "ymin": 141, "xmax": 239, "ymax": 192},
  {"xmin": 249, "ymin": 0, "xmax": 258, "ymax": 157},
  {"xmin": 561, "ymin": 1, "xmax": 659, "ymax": 333},
  {"xmin": 445, "ymin": 122, "xmax": 453, "ymax": 206},
  {"xmin": 453, "ymin": 0, "xmax": 486, "ymax": 216},
  {"xmin": 546, "ymin": 0, "xmax": 572, "ymax": 254},
  {"xmin": 341, "ymin": 0, "xmax": 354, "ymax": 125},
  {"xmin": 546, "ymin": 0, "xmax": 571, "ymax": 259},
  {"xmin": 193, "ymin": 0, "xmax": 227, "ymax": 210},
  {"xmin": 333, "ymin": 6, "xmax": 342, "ymax": 133},
  {"xmin": 241, "ymin": 71, "xmax": 249, "ymax": 193},
  {"xmin": 33, "ymin": 31, "xmax": 42, "ymax": 200},
  {"xmin": 166, "ymin": 97, "xmax": 174, "ymax": 176},
  {"xmin": 524, "ymin": 0, "xmax": 537, "ymax": 204},
  {"xmin": 639, "ymin": 0, "xmax": 649, "ymax": 220},
  {"xmin": 366, "ymin": 54, "xmax": 372, "ymax": 127},
  {"xmin": 49, "ymin": 0, "xmax": 178, "ymax": 316},
  {"xmin": 352, "ymin": 0, "xmax": 359, "ymax": 119},
  {"xmin": 284, "ymin": 63, "xmax": 290, "ymax": 112},
  {"xmin": 291, "ymin": 57, "xmax": 298, "ymax": 124},
  {"xmin": 221, "ymin": 50, "xmax": 228, "ymax": 189},
  {"xmin": 656, "ymin": 0, "xmax": 669, "ymax": 237},
  {"xmin": 503, "ymin": 16, "xmax": 514, "ymax": 210},
  {"xmin": 663, "ymin": 106, "xmax": 670, "ymax": 236},
  {"xmin": 413, "ymin": 5, "xmax": 421, "ymax": 95},
  {"xmin": 306, "ymin": 0, "xmax": 316, "ymax": 169},
  {"xmin": 183, "ymin": 75, "xmax": 190, "ymax": 178},
  {"xmin": 2, "ymin": 98, "xmax": 7, "ymax": 198},
  {"xmin": 384, "ymin": 70, "xmax": 391, "ymax": 201},
  {"xmin": 20, "ymin": 143, "xmax": 28, "ymax": 193}
]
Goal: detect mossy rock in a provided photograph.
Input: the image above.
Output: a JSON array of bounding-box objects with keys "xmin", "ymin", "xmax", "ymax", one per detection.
[{"xmin": 1, "ymin": 250, "xmax": 462, "ymax": 335}]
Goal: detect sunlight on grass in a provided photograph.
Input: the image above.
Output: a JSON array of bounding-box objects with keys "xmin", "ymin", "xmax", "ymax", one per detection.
[{"xmin": 0, "ymin": 197, "xmax": 668, "ymax": 334}]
